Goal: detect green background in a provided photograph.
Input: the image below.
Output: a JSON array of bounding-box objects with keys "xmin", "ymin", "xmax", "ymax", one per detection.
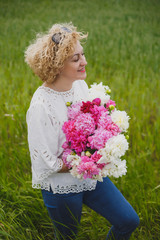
[{"xmin": 0, "ymin": 0, "xmax": 160, "ymax": 239}]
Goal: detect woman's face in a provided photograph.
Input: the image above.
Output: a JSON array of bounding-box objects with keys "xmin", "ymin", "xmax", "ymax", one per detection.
[{"xmin": 60, "ymin": 41, "xmax": 87, "ymax": 82}]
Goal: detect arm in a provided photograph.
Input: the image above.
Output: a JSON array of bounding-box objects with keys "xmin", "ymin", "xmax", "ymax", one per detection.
[{"xmin": 26, "ymin": 103, "xmax": 69, "ymax": 181}]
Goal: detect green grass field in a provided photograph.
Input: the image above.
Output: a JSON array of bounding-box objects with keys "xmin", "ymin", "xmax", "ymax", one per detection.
[{"xmin": 0, "ymin": 0, "xmax": 160, "ymax": 239}]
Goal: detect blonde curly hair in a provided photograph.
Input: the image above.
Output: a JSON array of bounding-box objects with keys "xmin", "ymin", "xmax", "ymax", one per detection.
[{"xmin": 24, "ymin": 23, "xmax": 88, "ymax": 83}]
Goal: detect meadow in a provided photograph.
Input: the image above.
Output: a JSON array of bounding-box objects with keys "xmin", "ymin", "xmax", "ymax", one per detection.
[{"xmin": 0, "ymin": 0, "xmax": 160, "ymax": 239}]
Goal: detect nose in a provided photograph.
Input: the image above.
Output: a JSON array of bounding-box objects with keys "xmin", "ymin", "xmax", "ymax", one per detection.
[{"xmin": 81, "ymin": 55, "xmax": 87, "ymax": 66}]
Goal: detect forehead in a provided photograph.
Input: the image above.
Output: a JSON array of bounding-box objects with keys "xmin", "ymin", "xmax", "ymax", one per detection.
[{"xmin": 73, "ymin": 41, "xmax": 83, "ymax": 53}]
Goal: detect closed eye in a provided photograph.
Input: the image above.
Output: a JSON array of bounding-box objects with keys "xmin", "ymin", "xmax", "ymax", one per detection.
[
  {"xmin": 73, "ymin": 53, "xmax": 85, "ymax": 62},
  {"xmin": 73, "ymin": 57, "xmax": 79, "ymax": 62}
]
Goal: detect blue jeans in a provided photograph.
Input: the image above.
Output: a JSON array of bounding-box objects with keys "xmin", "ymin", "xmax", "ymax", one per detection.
[{"xmin": 41, "ymin": 177, "xmax": 139, "ymax": 240}]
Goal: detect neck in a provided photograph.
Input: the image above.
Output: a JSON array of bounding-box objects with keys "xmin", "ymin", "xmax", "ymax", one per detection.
[{"xmin": 43, "ymin": 77, "xmax": 74, "ymax": 92}]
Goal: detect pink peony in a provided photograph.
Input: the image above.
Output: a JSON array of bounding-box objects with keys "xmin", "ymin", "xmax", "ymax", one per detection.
[
  {"xmin": 74, "ymin": 113, "xmax": 95, "ymax": 135},
  {"xmin": 62, "ymin": 149, "xmax": 73, "ymax": 168},
  {"xmin": 88, "ymin": 129, "xmax": 113, "ymax": 150},
  {"xmin": 90, "ymin": 105, "xmax": 107, "ymax": 124},
  {"xmin": 98, "ymin": 112, "xmax": 112, "ymax": 127},
  {"xmin": 62, "ymin": 120, "xmax": 88, "ymax": 154},
  {"xmin": 81, "ymin": 101, "xmax": 94, "ymax": 113},
  {"xmin": 81, "ymin": 156, "xmax": 90, "ymax": 163},
  {"xmin": 70, "ymin": 131, "xmax": 88, "ymax": 154},
  {"xmin": 67, "ymin": 102, "xmax": 82, "ymax": 120},
  {"xmin": 92, "ymin": 98, "xmax": 101, "ymax": 106},
  {"xmin": 62, "ymin": 141, "xmax": 70, "ymax": 150},
  {"xmin": 62, "ymin": 120, "xmax": 75, "ymax": 137},
  {"xmin": 77, "ymin": 160, "xmax": 99, "ymax": 179},
  {"xmin": 91, "ymin": 151, "xmax": 105, "ymax": 170},
  {"xmin": 98, "ymin": 112, "xmax": 120, "ymax": 135}
]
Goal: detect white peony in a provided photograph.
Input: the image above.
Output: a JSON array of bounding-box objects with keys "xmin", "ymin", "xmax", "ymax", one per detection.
[
  {"xmin": 111, "ymin": 110, "xmax": 130, "ymax": 132},
  {"xmin": 97, "ymin": 134, "xmax": 128, "ymax": 165},
  {"xmin": 90, "ymin": 82, "xmax": 110, "ymax": 93},
  {"xmin": 70, "ymin": 165, "xmax": 83, "ymax": 179},
  {"xmin": 115, "ymin": 159, "xmax": 127, "ymax": 177},
  {"xmin": 100, "ymin": 158, "xmax": 127, "ymax": 178},
  {"xmin": 92, "ymin": 173, "xmax": 103, "ymax": 182},
  {"xmin": 105, "ymin": 134, "xmax": 129, "ymax": 158},
  {"xmin": 88, "ymin": 82, "xmax": 111, "ymax": 105},
  {"xmin": 97, "ymin": 134, "xmax": 128, "ymax": 178},
  {"xmin": 97, "ymin": 148, "xmax": 112, "ymax": 164},
  {"xmin": 67, "ymin": 154, "xmax": 81, "ymax": 166}
]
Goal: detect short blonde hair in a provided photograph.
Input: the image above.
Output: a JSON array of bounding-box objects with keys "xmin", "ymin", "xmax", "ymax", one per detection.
[{"xmin": 24, "ymin": 23, "xmax": 88, "ymax": 83}]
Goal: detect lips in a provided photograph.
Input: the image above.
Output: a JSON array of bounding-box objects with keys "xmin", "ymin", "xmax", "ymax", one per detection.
[{"xmin": 78, "ymin": 68, "xmax": 86, "ymax": 72}]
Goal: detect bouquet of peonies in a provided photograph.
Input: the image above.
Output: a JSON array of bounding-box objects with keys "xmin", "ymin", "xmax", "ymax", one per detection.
[{"xmin": 62, "ymin": 82, "xmax": 130, "ymax": 181}]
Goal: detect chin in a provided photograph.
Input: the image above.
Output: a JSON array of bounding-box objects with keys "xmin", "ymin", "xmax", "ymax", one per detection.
[{"xmin": 79, "ymin": 72, "xmax": 87, "ymax": 80}]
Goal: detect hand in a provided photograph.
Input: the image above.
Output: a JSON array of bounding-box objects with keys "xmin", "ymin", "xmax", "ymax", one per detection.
[{"xmin": 58, "ymin": 163, "xmax": 70, "ymax": 173}]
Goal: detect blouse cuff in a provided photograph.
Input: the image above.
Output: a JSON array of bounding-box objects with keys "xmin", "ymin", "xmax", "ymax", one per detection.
[{"xmin": 55, "ymin": 158, "xmax": 63, "ymax": 172}]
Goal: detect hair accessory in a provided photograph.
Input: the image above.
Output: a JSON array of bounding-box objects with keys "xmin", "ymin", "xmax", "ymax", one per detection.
[
  {"xmin": 52, "ymin": 33, "xmax": 62, "ymax": 44},
  {"xmin": 52, "ymin": 27, "xmax": 72, "ymax": 44},
  {"xmin": 61, "ymin": 27, "xmax": 72, "ymax": 33}
]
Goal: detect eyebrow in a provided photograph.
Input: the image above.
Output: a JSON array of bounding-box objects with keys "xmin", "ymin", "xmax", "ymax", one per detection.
[{"xmin": 72, "ymin": 48, "xmax": 84, "ymax": 57}]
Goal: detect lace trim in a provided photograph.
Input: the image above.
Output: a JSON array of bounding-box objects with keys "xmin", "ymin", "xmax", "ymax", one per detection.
[
  {"xmin": 36, "ymin": 164, "xmax": 63, "ymax": 181},
  {"xmin": 32, "ymin": 181, "xmax": 97, "ymax": 194},
  {"xmin": 32, "ymin": 182, "xmax": 50, "ymax": 191},
  {"xmin": 38, "ymin": 86, "xmax": 74, "ymax": 96}
]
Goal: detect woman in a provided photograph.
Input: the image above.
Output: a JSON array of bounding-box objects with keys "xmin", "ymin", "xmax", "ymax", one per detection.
[{"xmin": 25, "ymin": 23, "xmax": 139, "ymax": 240}]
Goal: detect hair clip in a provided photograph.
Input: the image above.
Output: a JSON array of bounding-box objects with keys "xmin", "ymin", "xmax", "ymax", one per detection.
[
  {"xmin": 52, "ymin": 33, "xmax": 62, "ymax": 44},
  {"xmin": 61, "ymin": 27, "xmax": 72, "ymax": 33},
  {"xmin": 51, "ymin": 27, "xmax": 72, "ymax": 44}
]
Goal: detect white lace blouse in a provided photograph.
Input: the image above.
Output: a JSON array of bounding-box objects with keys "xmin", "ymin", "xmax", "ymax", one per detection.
[{"xmin": 26, "ymin": 80, "xmax": 97, "ymax": 194}]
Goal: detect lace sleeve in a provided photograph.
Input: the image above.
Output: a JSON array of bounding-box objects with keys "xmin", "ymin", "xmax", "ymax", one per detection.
[{"xmin": 26, "ymin": 103, "xmax": 63, "ymax": 181}]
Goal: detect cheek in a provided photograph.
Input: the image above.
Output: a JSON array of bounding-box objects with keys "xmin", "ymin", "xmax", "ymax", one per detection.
[
  {"xmin": 61, "ymin": 61, "xmax": 79, "ymax": 78},
  {"xmin": 69, "ymin": 63, "xmax": 79, "ymax": 73}
]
